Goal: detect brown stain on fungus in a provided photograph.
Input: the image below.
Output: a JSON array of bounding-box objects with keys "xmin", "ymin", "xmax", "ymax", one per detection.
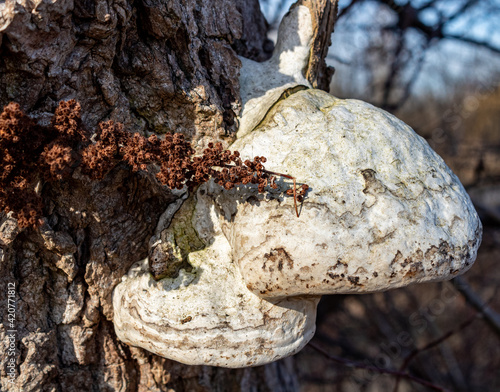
[
  {"xmin": 263, "ymin": 248, "xmax": 294, "ymax": 272},
  {"xmin": 361, "ymin": 168, "xmax": 376, "ymax": 183},
  {"xmin": 404, "ymin": 262, "xmax": 424, "ymax": 278},
  {"xmin": 348, "ymin": 276, "xmax": 361, "ymax": 286},
  {"xmin": 361, "ymin": 168, "xmax": 387, "ymax": 197},
  {"xmin": 391, "ymin": 250, "xmax": 404, "ymax": 266}
]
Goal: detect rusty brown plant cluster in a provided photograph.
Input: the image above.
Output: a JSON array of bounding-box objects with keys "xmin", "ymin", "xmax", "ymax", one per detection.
[
  {"xmin": 0, "ymin": 100, "xmax": 87, "ymax": 228},
  {"xmin": 80, "ymin": 122, "xmax": 282, "ymax": 194},
  {"xmin": 1, "ymin": 100, "xmax": 308, "ymax": 228}
]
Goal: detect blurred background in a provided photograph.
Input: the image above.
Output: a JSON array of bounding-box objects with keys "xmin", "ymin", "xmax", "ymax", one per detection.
[{"xmin": 261, "ymin": 1, "xmax": 500, "ymax": 391}]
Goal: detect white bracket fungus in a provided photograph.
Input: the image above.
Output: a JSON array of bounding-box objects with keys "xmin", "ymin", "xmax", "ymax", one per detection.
[
  {"xmin": 113, "ymin": 187, "xmax": 320, "ymax": 368},
  {"xmin": 227, "ymin": 89, "xmax": 481, "ymax": 298},
  {"xmin": 112, "ymin": 5, "xmax": 481, "ymax": 368}
]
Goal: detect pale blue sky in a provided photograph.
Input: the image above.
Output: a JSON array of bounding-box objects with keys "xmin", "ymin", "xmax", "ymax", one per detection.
[{"xmin": 260, "ymin": 0, "xmax": 500, "ymax": 100}]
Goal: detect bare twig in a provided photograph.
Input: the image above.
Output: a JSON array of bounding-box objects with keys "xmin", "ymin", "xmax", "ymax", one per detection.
[
  {"xmin": 338, "ymin": 0, "xmax": 360, "ymax": 18},
  {"xmin": 452, "ymin": 276, "xmax": 500, "ymax": 338},
  {"xmin": 308, "ymin": 340, "xmax": 450, "ymax": 392},
  {"xmin": 443, "ymin": 33, "xmax": 500, "ymax": 56},
  {"xmin": 392, "ymin": 312, "xmax": 479, "ymax": 392},
  {"xmin": 427, "ymin": 319, "xmax": 467, "ymax": 391},
  {"xmin": 381, "ymin": 31, "xmax": 404, "ymax": 110},
  {"xmin": 439, "ymin": 0, "xmax": 481, "ymax": 26},
  {"xmin": 264, "ymin": 169, "xmax": 300, "ymax": 217},
  {"xmin": 394, "ymin": 39, "xmax": 432, "ymax": 110}
]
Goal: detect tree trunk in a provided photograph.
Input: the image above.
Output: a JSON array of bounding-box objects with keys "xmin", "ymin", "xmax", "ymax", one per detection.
[{"xmin": 0, "ymin": 0, "xmax": 334, "ymax": 390}]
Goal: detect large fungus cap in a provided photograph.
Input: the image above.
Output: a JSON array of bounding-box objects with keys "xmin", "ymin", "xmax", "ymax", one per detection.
[{"xmin": 222, "ymin": 88, "xmax": 482, "ymax": 298}]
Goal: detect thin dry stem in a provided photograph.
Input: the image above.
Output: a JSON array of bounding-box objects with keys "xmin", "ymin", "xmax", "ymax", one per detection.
[
  {"xmin": 308, "ymin": 340, "xmax": 449, "ymax": 392},
  {"xmin": 263, "ymin": 169, "xmax": 300, "ymax": 217}
]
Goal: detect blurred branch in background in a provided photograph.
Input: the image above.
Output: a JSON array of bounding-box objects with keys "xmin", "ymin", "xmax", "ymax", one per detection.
[
  {"xmin": 308, "ymin": 340, "xmax": 450, "ymax": 391},
  {"xmin": 261, "ymin": 0, "xmax": 500, "ymax": 110},
  {"xmin": 392, "ymin": 312, "xmax": 479, "ymax": 392},
  {"xmin": 332, "ymin": 0, "xmax": 500, "ymax": 110},
  {"xmin": 453, "ymin": 276, "xmax": 500, "ymax": 337},
  {"xmin": 297, "ymin": 269, "xmax": 500, "ymax": 391}
]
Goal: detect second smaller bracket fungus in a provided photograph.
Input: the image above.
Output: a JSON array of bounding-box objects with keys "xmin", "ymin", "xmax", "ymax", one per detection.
[
  {"xmin": 223, "ymin": 89, "xmax": 482, "ymax": 299},
  {"xmin": 113, "ymin": 187, "xmax": 320, "ymax": 368}
]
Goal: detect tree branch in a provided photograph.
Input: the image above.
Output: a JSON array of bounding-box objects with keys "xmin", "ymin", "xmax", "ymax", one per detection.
[
  {"xmin": 392, "ymin": 312, "xmax": 479, "ymax": 392},
  {"xmin": 294, "ymin": 0, "xmax": 339, "ymax": 90},
  {"xmin": 338, "ymin": 0, "xmax": 360, "ymax": 18},
  {"xmin": 308, "ymin": 340, "xmax": 450, "ymax": 392},
  {"xmin": 443, "ymin": 33, "xmax": 500, "ymax": 55},
  {"xmin": 439, "ymin": 0, "xmax": 481, "ymax": 26},
  {"xmin": 452, "ymin": 276, "xmax": 500, "ymax": 338}
]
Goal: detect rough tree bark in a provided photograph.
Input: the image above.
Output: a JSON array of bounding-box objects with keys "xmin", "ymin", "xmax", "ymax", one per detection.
[{"xmin": 0, "ymin": 0, "xmax": 335, "ymax": 390}]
